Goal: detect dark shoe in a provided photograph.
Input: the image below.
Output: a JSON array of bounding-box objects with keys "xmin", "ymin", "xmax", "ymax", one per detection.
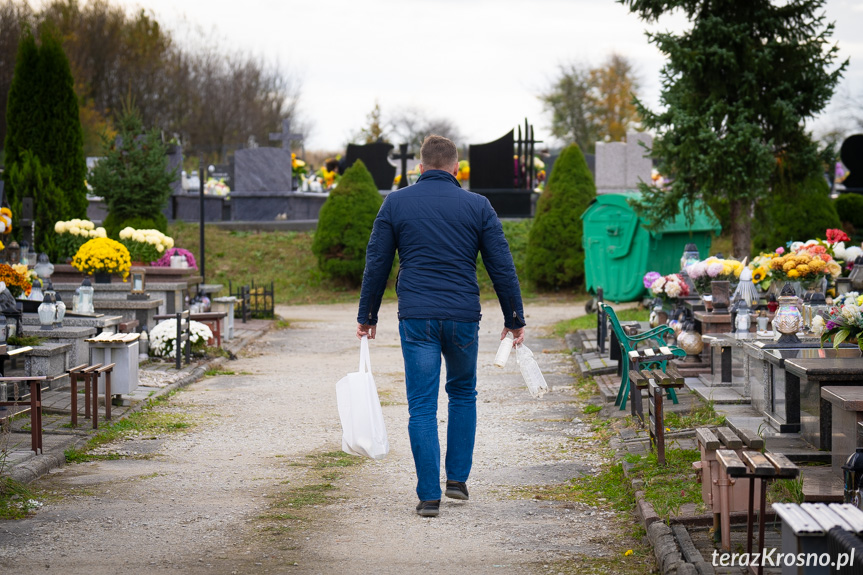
[
  {"xmin": 445, "ymin": 480, "xmax": 469, "ymax": 500},
  {"xmin": 416, "ymin": 500, "xmax": 440, "ymax": 517}
]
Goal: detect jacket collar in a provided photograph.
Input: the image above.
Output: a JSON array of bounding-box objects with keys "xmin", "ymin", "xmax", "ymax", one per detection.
[{"xmin": 417, "ymin": 169, "xmax": 462, "ymax": 188}]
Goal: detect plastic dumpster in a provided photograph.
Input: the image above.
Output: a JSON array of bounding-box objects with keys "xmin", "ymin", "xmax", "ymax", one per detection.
[{"xmin": 581, "ymin": 192, "xmax": 721, "ymax": 302}]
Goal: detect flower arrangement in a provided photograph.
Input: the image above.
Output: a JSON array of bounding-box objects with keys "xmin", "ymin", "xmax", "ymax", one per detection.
[
  {"xmin": 151, "ymin": 247, "xmax": 198, "ymax": 270},
  {"xmin": 643, "ymin": 271, "xmax": 662, "ymax": 290},
  {"xmin": 686, "ymin": 257, "xmax": 744, "ymax": 294},
  {"xmin": 0, "ymin": 263, "xmax": 32, "ymax": 297},
  {"xmin": 0, "ymin": 207, "xmax": 12, "ymax": 234},
  {"xmin": 204, "ymin": 178, "xmax": 230, "ymax": 196},
  {"xmin": 649, "ymin": 273, "xmax": 690, "ymax": 303},
  {"xmin": 768, "ymin": 245, "xmax": 840, "ymax": 283},
  {"xmin": 149, "ymin": 318, "xmax": 213, "ymax": 358},
  {"xmin": 814, "ymin": 291, "xmax": 863, "ymax": 350},
  {"xmin": 12, "ymin": 263, "xmax": 39, "ymax": 291},
  {"xmin": 54, "ymin": 219, "xmax": 108, "ymax": 260},
  {"xmin": 71, "ymin": 238, "xmax": 132, "ymax": 280},
  {"xmin": 118, "ymin": 227, "xmax": 174, "ymax": 263},
  {"xmin": 457, "ymin": 160, "xmax": 470, "ymax": 184},
  {"xmin": 292, "ymin": 153, "xmax": 308, "ymax": 178},
  {"xmin": 749, "ymin": 252, "xmax": 777, "ymax": 290}
]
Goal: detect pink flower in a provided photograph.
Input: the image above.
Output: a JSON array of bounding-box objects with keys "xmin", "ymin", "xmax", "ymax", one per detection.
[{"xmin": 776, "ymin": 247, "xmax": 785, "ymax": 255}]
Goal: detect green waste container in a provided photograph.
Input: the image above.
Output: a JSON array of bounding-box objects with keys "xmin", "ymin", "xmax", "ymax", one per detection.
[{"xmin": 581, "ymin": 192, "xmax": 721, "ymax": 302}]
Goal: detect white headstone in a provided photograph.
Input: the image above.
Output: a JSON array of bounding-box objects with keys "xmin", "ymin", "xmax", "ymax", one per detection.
[
  {"xmin": 595, "ymin": 132, "xmax": 654, "ymax": 194},
  {"xmin": 595, "ymin": 141, "xmax": 627, "ymax": 191},
  {"xmin": 625, "ymin": 131, "xmax": 653, "ymax": 189}
]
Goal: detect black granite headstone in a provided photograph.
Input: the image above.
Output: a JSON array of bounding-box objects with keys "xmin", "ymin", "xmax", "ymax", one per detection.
[
  {"xmin": 208, "ymin": 163, "xmax": 234, "ymax": 189},
  {"xmin": 392, "ymin": 143, "xmax": 414, "ymax": 190},
  {"xmin": 841, "ymin": 134, "xmax": 863, "ymax": 191},
  {"xmin": 469, "ymin": 130, "xmax": 515, "ymax": 190},
  {"xmin": 166, "ymin": 145, "xmax": 183, "ymax": 195},
  {"xmin": 345, "ymin": 143, "xmax": 396, "ymax": 191}
]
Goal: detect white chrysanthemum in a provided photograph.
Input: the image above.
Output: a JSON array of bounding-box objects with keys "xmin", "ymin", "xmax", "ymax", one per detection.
[
  {"xmin": 833, "ymin": 242, "xmax": 847, "ymax": 261},
  {"xmin": 156, "ymin": 244, "xmax": 165, "ymax": 253},
  {"xmin": 665, "ymin": 281, "xmax": 682, "ymax": 298},
  {"xmin": 95, "ymin": 227, "xmax": 107, "ymax": 238},
  {"xmin": 846, "ymin": 246, "xmax": 863, "ymax": 263},
  {"xmin": 69, "ymin": 226, "xmax": 81, "ymax": 236},
  {"xmin": 132, "ymin": 232, "xmax": 146, "ymax": 243},
  {"xmin": 119, "ymin": 227, "xmax": 133, "ymax": 240},
  {"xmin": 811, "ymin": 315, "xmax": 826, "ymax": 337},
  {"xmin": 164, "ymin": 237, "xmax": 175, "ymax": 249},
  {"xmin": 55, "ymin": 221, "xmax": 67, "ymax": 234},
  {"xmin": 81, "ymin": 220, "xmax": 95, "ymax": 231},
  {"xmin": 70, "ymin": 218, "xmax": 82, "ymax": 227}
]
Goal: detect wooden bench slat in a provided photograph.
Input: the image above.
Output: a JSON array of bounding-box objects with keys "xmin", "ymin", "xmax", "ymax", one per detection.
[
  {"xmin": 764, "ymin": 452, "xmax": 800, "ymax": 478},
  {"xmin": 630, "ymin": 370, "xmax": 649, "ymax": 388},
  {"xmin": 716, "ymin": 449, "xmax": 747, "ymax": 476},
  {"xmin": 716, "ymin": 427, "xmax": 743, "ymax": 450},
  {"xmin": 650, "ymin": 369, "xmax": 671, "ymax": 385},
  {"xmin": 736, "ymin": 428, "xmax": 765, "ymax": 451},
  {"xmin": 741, "ymin": 451, "xmax": 777, "ymax": 477},
  {"xmin": 643, "ymin": 348, "xmax": 656, "ymax": 357},
  {"xmin": 665, "ymin": 363, "xmax": 685, "ymax": 386},
  {"xmin": 95, "ymin": 363, "xmax": 116, "ymax": 374},
  {"xmin": 697, "ymin": 428, "xmax": 721, "ymax": 451}
]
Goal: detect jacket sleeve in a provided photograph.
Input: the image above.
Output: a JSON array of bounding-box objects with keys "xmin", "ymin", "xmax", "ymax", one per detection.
[
  {"xmin": 478, "ymin": 199, "xmax": 526, "ymax": 329},
  {"xmin": 357, "ymin": 197, "xmax": 396, "ymax": 326}
]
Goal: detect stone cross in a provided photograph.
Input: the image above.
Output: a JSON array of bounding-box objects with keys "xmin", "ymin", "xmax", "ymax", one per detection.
[
  {"xmin": 392, "ymin": 143, "xmax": 414, "ymax": 189},
  {"xmin": 269, "ymin": 119, "xmax": 303, "ymax": 156}
]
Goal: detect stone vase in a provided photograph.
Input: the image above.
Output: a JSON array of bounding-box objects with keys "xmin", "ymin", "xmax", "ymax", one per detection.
[
  {"xmin": 711, "ymin": 280, "xmax": 731, "ymax": 313},
  {"xmin": 93, "ymin": 272, "xmax": 112, "ymax": 284}
]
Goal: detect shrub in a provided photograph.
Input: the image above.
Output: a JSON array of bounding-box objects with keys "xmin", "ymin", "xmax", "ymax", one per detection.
[
  {"xmin": 525, "ymin": 143, "xmax": 596, "ymax": 289},
  {"xmin": 834, "ymin": 194, "xmax": 863, "ymax": 237},
  {"xmin": 312, "ymin": 160, "xmax": 382, "ymax": 286},
  {"xmin": 6, "ymin": 151, "xmax": 65, "ymax": 260},
  {"xmin": 88, "ymin": 104, "xmax": 176, "ymax": 231},
  {"xmin": 752, "ymin": 174, "xmax": 841, "ymax": 252}
]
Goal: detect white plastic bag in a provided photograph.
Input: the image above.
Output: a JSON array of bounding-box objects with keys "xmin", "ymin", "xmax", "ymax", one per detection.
[
  {"xmin": 516, "ymin": 344, "xmax": 549, "ymax": 399},
  {"xmin": 336, "ymin": 336, "xmax": 389, "ymax": 460}
]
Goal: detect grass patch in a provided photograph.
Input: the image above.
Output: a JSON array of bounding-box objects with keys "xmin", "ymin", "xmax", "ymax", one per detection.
[
  {"xmin": 275, "ymin": 318, "xmax": 291, "ymax": 329},
  {"xmin": 272, "ymin": 483, "xmax": 336, "ymax": 508},
  {"xmin": 204, "ymin": 368, "xmax": 235, "ymax": 377},
  {"xmin": 306, "ymin": 451, "xmax": 363, "ymax": 469},
  {"xmin": 664, "ymin": 398, "xmax": 726, "ymax": 429},
  {"xmin": 553, "ymin": 307, "xmax": 649, "ymax": 339},
  {"xmin": 170, "ymin": 220, "xmax": 539, "ymax": 305},
  {"xmin": 64, "ymin": 394, "xmax": 193, "ymax": 463},
  {"xmin": 583, "ymin": 404, "xmax": 602, "ymax": 415},
  {"xmin": 769, "ymin": 475, "xmax": 805, "ymax": 505},
  {"xmin": 0, "ymin": 477, "xmax": 41, "ymax": 520},
  {"xmin": 8, "ymin": 334, "xmax": 46, "ymax": 347},
  {"xmin": 624, "ymin": 448, "xmax": 704, "ymax": 519}
]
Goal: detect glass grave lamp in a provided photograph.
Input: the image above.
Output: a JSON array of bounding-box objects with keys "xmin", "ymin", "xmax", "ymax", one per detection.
[
  {"xmin": 836, "ymin": 277, "xmax": 852, "ymax": 297},
  {"xmin": 773, "ymin": 283, "xmax": 802, "ymax": 344},
  {"xmin": 851, "ymin": 256, "xmax": 863, "ymax": 292},
  {"xmin": 808, "ymin": 291, "xmax": 829, "ymax": 332},
  {"xmin": 6, "ymin": 241, "xmax": 20, "ymax": 265},
  {"xmin": 680, "ymin": 243, "xmax": 700, "ymax": 271},
  {"xmin": 676, "ymin": 311, "xmax": 704, "ymax": 360},
  {"xmin": 45, "ymin": 280, "xmax": 66, "ymax": 327},
  {"xmin": 128, "ymin": 267, "xmax": 149, "ymax": 300},
  {"xmin": 73, "ymin": 278, "xmax": 94, "ymax": 314},
  {"xmin": 34, "ymin": 253, "xmax": 54, "ymax": 283},
  {"xmin": 18, "ymin": 241, "xmax": 29, "ymax": 266},
  {"xmin": 648, "ymin": 298, "xmax": 668, "ymax": 329},
  {"xmin": 734, "ymin": 299, "xmax": 752, "ymax": 333},
  {"xmin": 38, "ymin": 292, "xmax": 56, "ymax": 330}
]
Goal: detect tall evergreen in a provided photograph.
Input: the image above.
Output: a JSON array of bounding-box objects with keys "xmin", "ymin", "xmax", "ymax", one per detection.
[
  {"xmin": 620, "ymin": 0, "xmax": 846, "ymax": 257},
  {"xmin": 4, "ymin": 25, "xmax": 87, "ymax": 227},
  {"xmin": 525, "ymin": 144, "xmax": 596, "ymax": 289},
  {"xmin": 6, "ymin": 150, "xmax": 64, "ymax": 260}
]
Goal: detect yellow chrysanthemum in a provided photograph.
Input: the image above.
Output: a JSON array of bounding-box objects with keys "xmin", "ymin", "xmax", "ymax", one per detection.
[
  {"xmin": 783, "ymin": 261, "xmax": 796, "ymax": 272},
  {"xmin": 796, "ymin": 264, "xmax": 811, "ymax": 275},
  {"xmin": 787, "ymin": 269, "xmax": 800, "ymax": 278}
]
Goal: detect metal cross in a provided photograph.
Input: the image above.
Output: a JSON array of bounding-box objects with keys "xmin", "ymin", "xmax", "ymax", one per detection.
[
  {"xmin": 269, "ymin": 119, "xmax": 303, "ymax": 156},
  {"xmin": 392, "ymin": 143, "xmax": 414, "ymax": 189}
]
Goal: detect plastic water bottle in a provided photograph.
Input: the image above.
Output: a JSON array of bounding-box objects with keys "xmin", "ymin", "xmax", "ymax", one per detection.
[
  {"xmin": 494, "ymin": 333, "xmax": 514, "ymax": 368},
  {"xmin": 516, "ymin": 344, "xmax": 548, "ymax": 399}
]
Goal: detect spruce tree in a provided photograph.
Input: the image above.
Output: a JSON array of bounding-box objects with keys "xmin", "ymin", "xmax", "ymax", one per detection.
[
  {"xmin": 312, "ymin": 160, "xmax": 383, "ymax": 286},
  {"xmin": 620, "ymin": 0, "xmax": 846, "ymax": 257},
  {"xmin": 4, "ymin": 26, "xmax": 87, "ymax": 221},
  {"xmin": 88, "ymin": 103, "xmax": 174, "ymax": 235},
  {"xmin": 525, "ymin": 144, "xmax": 596, "ymax": 289}
]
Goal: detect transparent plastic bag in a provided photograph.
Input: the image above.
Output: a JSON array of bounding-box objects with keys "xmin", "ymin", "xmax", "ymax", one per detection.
[
  {"xmin": 516, "ymin": 344, "xmax": 548, "ymax": 399},
  {"xmin": 494, "ymin": 332, "xmax": 514, "ymax": 368},
  {"xmin": 335, "ymin": 337, "xmax": 389, "ymax": 460}
]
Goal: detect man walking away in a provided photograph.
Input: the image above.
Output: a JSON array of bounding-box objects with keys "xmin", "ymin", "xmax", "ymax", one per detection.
[{"xmin": 356, "ymin": 135, "xmax": 525, "ymax": 517}]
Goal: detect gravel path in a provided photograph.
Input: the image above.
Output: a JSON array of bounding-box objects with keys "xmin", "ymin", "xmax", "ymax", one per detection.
[{"xmin": 0, "ymin": 301, "xmax": 632, "ymax": 574}]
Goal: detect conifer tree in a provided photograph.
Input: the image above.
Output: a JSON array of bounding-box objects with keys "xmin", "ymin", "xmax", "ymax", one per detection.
[
  {"xmin": 312, "ymin": 160, "xmax": 383, "ymax": 286},
  {"xmin": 525, "ymin": 144, "xmax": 596, "ymax": 289},
  {"xmin": 620, "ymin": 0, "xmax": 846, "ymax": 257},
  {"xmin": 6, "ymin": 150, "xmax": 64, "ymax": 260},
  {"xmin": 4, "ymin": 26, "xmax": 87, "ymax": 221}
]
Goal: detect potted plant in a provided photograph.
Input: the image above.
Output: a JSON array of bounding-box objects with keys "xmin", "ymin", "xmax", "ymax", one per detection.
[
  {"xmin": 118, "ymin": 227, "xmax": 173, "ymax": 265},
  {"xmin": 71, "ymin": 237, "xmax": 132, "ymax": 282}
]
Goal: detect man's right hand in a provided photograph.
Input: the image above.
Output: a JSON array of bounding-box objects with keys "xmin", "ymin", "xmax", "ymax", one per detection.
[
  {"xmin": 501, "ymin": 326, "xmax": 525, "ymax": 346},
  {"xmin": 357, "ymin": 323, "xmax": 376, "ymax": 340}
]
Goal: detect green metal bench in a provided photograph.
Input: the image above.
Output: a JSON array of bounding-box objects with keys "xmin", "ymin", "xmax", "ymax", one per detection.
[{"xmin": 599, "ymin": 302, "xmax": 686, "ymax": 410}]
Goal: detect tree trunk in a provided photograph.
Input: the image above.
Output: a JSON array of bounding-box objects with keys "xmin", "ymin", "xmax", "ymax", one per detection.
[{"xmin": 729, "ymin": 199, "xmax": 752, "ymax": 260}]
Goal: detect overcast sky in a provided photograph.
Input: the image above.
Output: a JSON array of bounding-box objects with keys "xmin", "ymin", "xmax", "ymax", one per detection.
[{"xmin": 90, "ymin": 0, "xmax": 863, "ymax": 151}]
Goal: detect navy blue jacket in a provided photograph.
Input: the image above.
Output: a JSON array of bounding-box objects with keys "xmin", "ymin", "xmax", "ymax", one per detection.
[{"xmin": 357, "ymin": 170, "xmax": 525, "ymax": 329}]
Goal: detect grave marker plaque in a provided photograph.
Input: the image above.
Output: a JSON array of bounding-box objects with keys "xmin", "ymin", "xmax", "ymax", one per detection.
[
  {"xmin": 841, "ymin": 134, "xmax": 863, "ymax": 192},
  {"xmin": 392, "ymin": 143, "xmax": 414, "ymax": 190},
  {"xmin": 345, "ymin": 142, "xmax": 396, "ymax": 190},
  {"xmin": 469, "ymin": 130, "xmax": 515, "ymax": 190}
]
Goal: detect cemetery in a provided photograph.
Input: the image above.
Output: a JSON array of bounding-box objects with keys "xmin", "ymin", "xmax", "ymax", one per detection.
[{"xmin": 5, "ymin": 0, "xmax": 863, "ymax": 572}]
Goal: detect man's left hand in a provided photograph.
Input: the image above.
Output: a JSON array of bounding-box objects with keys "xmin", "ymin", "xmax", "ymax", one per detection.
[{"xmin": 357, "ymin": 323, "xmax": 376, "ymax": 340}]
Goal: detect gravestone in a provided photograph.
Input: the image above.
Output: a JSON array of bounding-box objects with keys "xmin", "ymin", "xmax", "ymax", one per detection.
[
  {"xmin": 233, "ymin": 148, "xmax": 293, "ymax": 192},
  {"xmin": 392, "ymin": 143, "xmax": 414, "ymax": 190},
  {"xmin": 470, "ymin": 130, "xmax": 515, "ymax": 190},
  {"xmin": 345, "ymin": 142, "xmax": 396, "ymax": 190},
  {"xmin": 595, "ymin": 131, "xmax": 653, "ymax": 194},
  {"xmin": 269, "ymin": 119, "xmax": 303, "ymax": 159},
  {"xmin": 840, "ymin": 134, "xmax": 863, "ymax": 192},
  {"xmin": 165, "ymin": 145, "xmax": 183, "ymax": 195},
  {"xmin": 208, "ymin": 163, "xmax": 234, "ymax": 189},
  {"xmin": 21, "ymin": 197, "xmax": 34, "ymax": 251}
]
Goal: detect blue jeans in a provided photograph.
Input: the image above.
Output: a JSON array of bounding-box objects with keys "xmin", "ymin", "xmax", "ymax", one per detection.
[{"xmin": 399, "ymin": 318, "xmax": 479, "ymax": 501}]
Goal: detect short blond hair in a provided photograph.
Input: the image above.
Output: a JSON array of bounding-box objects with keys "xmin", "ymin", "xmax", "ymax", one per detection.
[{"xmin": 420, "ymin": 135, "xmax": 458, "ymax": 170}]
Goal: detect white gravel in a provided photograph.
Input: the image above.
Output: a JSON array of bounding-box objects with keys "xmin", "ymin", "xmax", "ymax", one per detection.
[{"xmin": 0, "ymin": 301, "xmax": 629, "ymax": 574}]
